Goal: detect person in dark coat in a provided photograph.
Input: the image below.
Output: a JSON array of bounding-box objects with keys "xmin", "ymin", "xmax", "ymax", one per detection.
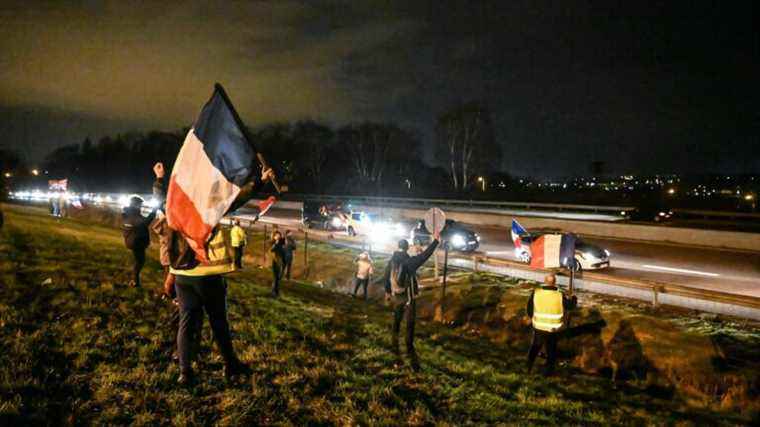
[
  {"xmin": 283, "ymin": 230, "xmax": 297, "ymax": 280},
  {"xmin": 122, "ymin": 196, "xmax": 157, "ymax": 287},
  {"xmin": 379, "ymin": 232, "xmax": 439, "ymax": 371},
  {"xmin": 270, "ymin": 230, "xmax": 286, "ymax": 297}
]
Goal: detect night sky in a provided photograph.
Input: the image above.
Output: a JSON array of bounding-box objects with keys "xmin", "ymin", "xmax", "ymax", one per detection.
[{"xmin": 0, "ymin": 1, "xmax": 757, "ymax": 177}]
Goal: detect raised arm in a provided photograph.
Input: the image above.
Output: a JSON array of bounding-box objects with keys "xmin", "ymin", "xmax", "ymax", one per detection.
[{"xmin": 405, "ymin": 239, "xmax": 439, "ymax": 272}]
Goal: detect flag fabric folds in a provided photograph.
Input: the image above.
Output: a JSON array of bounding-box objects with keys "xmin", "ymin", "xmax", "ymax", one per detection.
[
  {"xmin": 511, "ymin": 219, "xmax": 527, "ymax": 246},
  {"xmin": 529, "ymin": 233, "xmax": 577, "ymax": 269},
  {"xmin": 167, "ymin": 85, "xmax": 256, "ymax": 261}
]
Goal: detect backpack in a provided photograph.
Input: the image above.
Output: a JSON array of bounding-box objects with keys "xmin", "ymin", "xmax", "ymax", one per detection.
[
  {"xmin": 389, "ymin": 258, "xmax": 409, "ymax": 295},
  {"xmin": 168, "ymin": 229, "xmax": 200, "ymax": 270}
]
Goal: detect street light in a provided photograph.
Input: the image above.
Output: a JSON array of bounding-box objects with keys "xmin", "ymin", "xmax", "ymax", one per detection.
[
  {"xmin": 667, "ymin": 188, "xmax": 676, "ymax": 195},
  {"xmin": 477, "ymin": 176, "xmax": 485, "ymax": 192},
  {"xmin": 31, "ymin": 169, "xmax": 39, "ymax": 176},
  {"xmin": 3, "ymin": 172, "xmax": 11, "ymax": 178}
]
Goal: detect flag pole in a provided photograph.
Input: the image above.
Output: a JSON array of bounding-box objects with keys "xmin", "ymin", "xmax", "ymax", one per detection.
[{"xmin": 213, "ymin": 83, "xmax": 282, "ymax": 194}]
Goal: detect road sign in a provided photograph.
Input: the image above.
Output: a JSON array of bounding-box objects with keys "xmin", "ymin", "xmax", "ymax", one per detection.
[{"xmin": 425, "ymin": 207, "xmax": 446, "ymax": 236}]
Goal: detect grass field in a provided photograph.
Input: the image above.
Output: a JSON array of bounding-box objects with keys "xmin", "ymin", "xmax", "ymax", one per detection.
[{"xmin": 0, "ymin": 203, "xmax": 756, "ymax": 425}]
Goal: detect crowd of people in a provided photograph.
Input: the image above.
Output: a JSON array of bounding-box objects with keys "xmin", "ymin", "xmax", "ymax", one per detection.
[{"xmin": 121, "ymin": 163, "xmax": 576, "ymax": 385}]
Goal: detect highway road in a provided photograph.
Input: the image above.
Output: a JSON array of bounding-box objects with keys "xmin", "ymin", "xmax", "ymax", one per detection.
[{"xmin": 241, "ymin": 207, "xmax": 760, "ymax": 298}]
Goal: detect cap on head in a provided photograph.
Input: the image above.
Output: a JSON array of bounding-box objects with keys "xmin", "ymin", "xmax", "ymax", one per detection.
[
  {"xmin": 129, "ymin": 196, "xmax": 144, "ymax": 208},
  {"xmin": 544, "ymin": 274, "xmax": 557, "ymax": 286},
  {"xmin": 398, "ymin": 239, "xmax": 409, "ymax": 251}
]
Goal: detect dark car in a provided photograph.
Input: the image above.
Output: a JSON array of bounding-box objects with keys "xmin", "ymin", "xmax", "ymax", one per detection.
[{"xmin": 410, "ymin": 219, "xmax": 480, "ymax": 252}]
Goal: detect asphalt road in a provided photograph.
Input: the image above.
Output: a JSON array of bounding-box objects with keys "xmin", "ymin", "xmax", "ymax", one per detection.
[{"xmin": 239, "ymin": 207, "xmax": 760, "ymax": 298}]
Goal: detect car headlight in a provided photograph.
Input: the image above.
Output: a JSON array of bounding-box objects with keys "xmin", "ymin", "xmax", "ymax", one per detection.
[
  {"xmin": 475, "ymin": 234, "xmax": 481, "ymax": 242},
  {"xmin": 604, "ymin": 249, "xmax": 611, "ymax": 257},
  {"xmin": 451, "ymin": 234, "xmax": 466, "ymax": 248}
]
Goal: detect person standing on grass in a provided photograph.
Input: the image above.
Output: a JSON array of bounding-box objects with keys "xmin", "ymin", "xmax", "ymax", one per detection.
[
  {"xmin": 526, "ymin": 273, "xmax": 577, "ymax": 376},
  {"xmin": 122, "ymin": 195, "xmax": 157, "ymax": 288},
  {"xmin": 270, "ymin": 230, "xmax": 286, "ymax": 297},
  {"xmin": 380, "ymin": 233, "xmax": 440, "ymax": 371},
  {"xmin": 352, "ymin": 252, "xmax": 374, "ymax": 300},
  {"xmin": 230, "ymin": 219, "xmax": 247, "ymax": 269},
  {"xmin": 283, "ymin": 229, "xmax": 297, "ymax": 280},
  {"xmin": 170, "ymin": 167, "xmax": 274, "ymax": 385}
]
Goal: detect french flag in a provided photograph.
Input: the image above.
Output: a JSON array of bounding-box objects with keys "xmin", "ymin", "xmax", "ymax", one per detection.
[
  {"xmin": 167, "ymin": 84, "xmax": 256, "ymax": 261},
  {"xmin": 529, "ymin": 233, "xmax": 577, "ymax": 269},
  {"xmin": 511, "ymin": 219, "xmax": 528, "ymax": 247}
]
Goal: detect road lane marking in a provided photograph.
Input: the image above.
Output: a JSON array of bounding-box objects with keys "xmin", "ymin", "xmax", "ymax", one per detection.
[
  {"xmin": 641, "ymin": 264, "xmax": 720, "ymax": 277},
  {"xmin": 487, "ymin": 251, "xmax": 514, "ymax": 256}
]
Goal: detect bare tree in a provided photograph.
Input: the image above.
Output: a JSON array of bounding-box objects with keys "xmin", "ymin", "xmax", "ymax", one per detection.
[
  {"xmin": 339, "ymin": 123, "xmax": 418, "ymax": 191},
  {"xmin": 435, "ymin": 103, "xmax": 498, "ymax": 191}
]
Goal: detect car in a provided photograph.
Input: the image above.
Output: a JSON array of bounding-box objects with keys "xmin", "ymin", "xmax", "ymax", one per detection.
[
  {"xmin": 301, "ymin": 201, "xmax": 348, "ymax": 231},
  {"xmin": 511, "ymin": 219, "xmax": 610, "ymax": 271},
  {"xmin": 410, "ymin": 219, "xmax": 480, "ymax": 252}
]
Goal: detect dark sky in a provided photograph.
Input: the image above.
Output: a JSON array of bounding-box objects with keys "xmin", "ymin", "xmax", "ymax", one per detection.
[{"xmin": 0, "ymin": 0, "xmax": 757, "ymax": 177}]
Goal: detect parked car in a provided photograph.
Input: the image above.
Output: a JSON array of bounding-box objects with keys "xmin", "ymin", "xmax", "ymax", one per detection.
[{"xmin": 410, "ymin": 219, "xmax": 480, "ymax": 252}]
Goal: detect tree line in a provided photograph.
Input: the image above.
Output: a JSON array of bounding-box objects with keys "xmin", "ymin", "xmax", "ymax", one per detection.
[{"xmin": 14, "ymin": 102, "xmax": 503, "ymax": 196}]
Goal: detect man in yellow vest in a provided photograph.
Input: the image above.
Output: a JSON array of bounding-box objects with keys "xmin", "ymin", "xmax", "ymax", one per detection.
[
  {"xmin": 230, "ymin": 219, "xmax": 247, "ymax": 269},
  {"xmin": 526, "ymin": 274, "xmax": 577, "ymax": 375},
  {"xmin": 170, "ymin": 167, "xmax": 274, "ymax": 385}
]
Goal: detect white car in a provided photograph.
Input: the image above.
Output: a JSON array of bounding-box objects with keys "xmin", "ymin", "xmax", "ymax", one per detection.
[{"xmin": 512, "ymin": 231, "xmax": 610, "ymax": 271}]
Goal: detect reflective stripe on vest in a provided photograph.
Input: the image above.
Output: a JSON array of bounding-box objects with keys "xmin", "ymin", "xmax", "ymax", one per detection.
[
  {"xmin": 172, "ymin": 228, "xmax": 236, "ymax": 277},
  {"xmin": 532, "ymin": 289, "xmax": 564, "ymax": 332}
]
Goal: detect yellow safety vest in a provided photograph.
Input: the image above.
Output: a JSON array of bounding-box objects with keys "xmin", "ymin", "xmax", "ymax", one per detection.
[
  {"xmin": 230, "ymin": 225, "xmax": 247, "ymax": 247},
  {"xmin": 532, "ymin": 289, "xmax": 564, "ymax": 332},
  {"xmin": 171, "ymin": 228, "xmax": 236, "ymax": 277}
]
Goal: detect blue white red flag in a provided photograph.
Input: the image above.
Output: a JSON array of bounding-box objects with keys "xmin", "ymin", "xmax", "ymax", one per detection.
[
  {"xmin": 167, "ymin": 84, "xmax": 256, "ymax": 261},
  {"xmin": 511, "ymin": 219, "xmax": 528, "ymax": 247},
  {"xmin": 529, "ymin": 233, "xmax": 577, "ymax": 269}
]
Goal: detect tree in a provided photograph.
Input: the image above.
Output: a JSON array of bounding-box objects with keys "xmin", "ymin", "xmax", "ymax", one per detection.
[
  {"xmin": 291, "ymin": 121, "xmax": 334, "ymax": 193},
  {"xmin": 435, "ymin": 102, "xmax": 499, "ymax": 191},
  {"xmin": 339, "ymin": 122, "xmax": 419, "ymax": 192}
]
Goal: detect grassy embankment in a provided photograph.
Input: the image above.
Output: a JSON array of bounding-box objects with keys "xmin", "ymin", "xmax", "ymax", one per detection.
[{"xmin": 0, "ymin": 203, "xmax": 758, "ymax": 425}]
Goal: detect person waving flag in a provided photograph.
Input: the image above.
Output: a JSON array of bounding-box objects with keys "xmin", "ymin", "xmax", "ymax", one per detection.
[{"xmin": 167, "ymin": 84, "xmax": 269, "ymax": 261}]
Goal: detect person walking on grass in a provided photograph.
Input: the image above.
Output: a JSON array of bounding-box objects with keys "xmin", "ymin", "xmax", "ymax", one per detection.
[
  {"xmin": 270, "ymin": 230, "xmax": 286, "ymax": 297},
  {"xmin": 283, "ymin": 229, "xmax": 297, "ymax": 280},
  {"xmin": 352, "ymin": 252, "xmax": 374, "ymax": 300},
  {"xmin": 230, "ymin": 219, "xmax": 247, "ymax": 269},
  {"xmin": 380, "ymin": 232, "xmax": 440, "ymax": 371},
  {"xmin": 122, "ymin": 195, "xmax": 157, "ymax": 288},
  {"xmin": 526, "ymin": 273, "xmax": 577, "ymax": 376},
  {"xmin": 169, "ymin": 167, "xmax": 274, "ymax": 386}
]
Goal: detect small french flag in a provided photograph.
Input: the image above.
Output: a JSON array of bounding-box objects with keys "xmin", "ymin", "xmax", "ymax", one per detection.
[
  {"xmin": 167, "ymin": 84, "xmax": 256, "ymax": 261},
  {"xmin": 511, "ymin": 219, "xmax": 528, "ymax": 247}
]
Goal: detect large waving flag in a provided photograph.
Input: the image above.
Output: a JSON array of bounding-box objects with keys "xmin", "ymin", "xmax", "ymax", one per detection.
[
  {"xmin": 167, "ymin": 84, "xmax": 256, "ymax": 261},
  {"xmin": 529, "ymin": 233, "xmax": 576, "ymax": 269}
]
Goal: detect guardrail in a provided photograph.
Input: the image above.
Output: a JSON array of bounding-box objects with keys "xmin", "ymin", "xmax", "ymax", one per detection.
[
  {"xmin": 291, "ymin": 193, "xmax": 635, "ymax": 215},
  {"xmin": 673, "ymin": 208, "xmax": 760, "ymax": 220}
]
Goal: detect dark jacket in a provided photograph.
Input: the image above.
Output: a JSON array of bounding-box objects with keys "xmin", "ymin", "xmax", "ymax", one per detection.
[
  {"xmin": 123, "ymin": 206, "xmax": 157, "ymax": 250},
  {"xmin": 526, "ymin": 285, "xmax": 577, "ymax": 318},
  {"xmin": 380, "ymin": 240, "xmax": 439, "ymax": 295},
  {"xmin": 270, "ymin": 240, "xmax": 286, "ymax": 268},
  {"xmin": 283, "ymin": 236, "xmax": 297, "ymax": 261}
]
